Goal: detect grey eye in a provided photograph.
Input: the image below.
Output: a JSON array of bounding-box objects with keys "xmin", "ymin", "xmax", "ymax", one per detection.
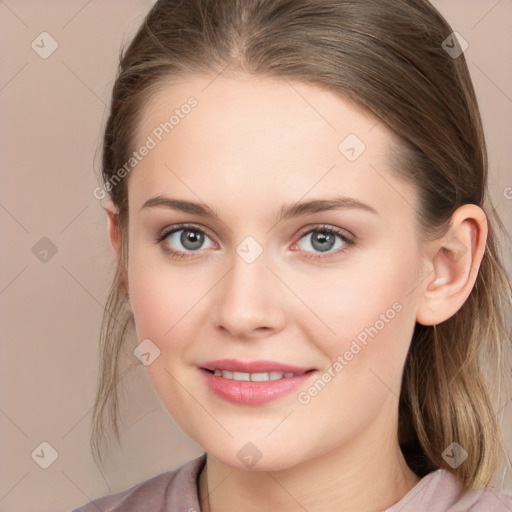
[
  {"xmin": 297, "ymin": 229, "xmax": 347, "ymax": 254},
  {"xmin": 164, "ymin": 228, "xmax": 214, "ymax": 252}
]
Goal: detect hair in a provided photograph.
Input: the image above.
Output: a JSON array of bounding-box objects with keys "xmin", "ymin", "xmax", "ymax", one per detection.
[{"xmin": 91, "ymin": 0, "xmax": 512, "ymax": 490}]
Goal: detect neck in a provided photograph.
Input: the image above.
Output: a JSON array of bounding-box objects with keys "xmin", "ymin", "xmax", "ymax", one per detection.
[{"xmin": 198, "ymin": 421, "xmax": 420, "ymax": 512}]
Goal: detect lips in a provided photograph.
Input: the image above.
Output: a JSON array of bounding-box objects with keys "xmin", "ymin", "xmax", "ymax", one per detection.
[{"xmin": 198, "ymin": 359, "xmax": 318, "ymax": 405}]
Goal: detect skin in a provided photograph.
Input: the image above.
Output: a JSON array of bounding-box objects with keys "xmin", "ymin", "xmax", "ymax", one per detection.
[{"xmin": 106, "ymin": 74, "xmax": 487, "ymax": 512}]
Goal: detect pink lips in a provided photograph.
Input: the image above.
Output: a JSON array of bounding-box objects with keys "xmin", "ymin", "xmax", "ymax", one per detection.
[{"xmin": 199, "ymin": 359, "xmax": 317, "ymax": 406}]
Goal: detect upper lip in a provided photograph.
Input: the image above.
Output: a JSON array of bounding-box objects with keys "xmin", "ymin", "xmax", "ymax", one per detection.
[{"xmin": 200, "ymin": 359, "xmax": 315, "ymax": 373}]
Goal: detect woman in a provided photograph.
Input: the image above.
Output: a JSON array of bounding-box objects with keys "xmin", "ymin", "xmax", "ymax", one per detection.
[{"xmin": 74, "ymin": 0, "xmax": 512, "ymax": 510}]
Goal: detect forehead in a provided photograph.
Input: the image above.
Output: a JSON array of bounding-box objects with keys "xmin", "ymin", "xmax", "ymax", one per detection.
[
  {"xmin": 134, "ymin": 73, "xmax": 385, "ymax": 157},
  {"xmin": 129, "ymin": 74, "xmax": 415, "ymax": 223}
]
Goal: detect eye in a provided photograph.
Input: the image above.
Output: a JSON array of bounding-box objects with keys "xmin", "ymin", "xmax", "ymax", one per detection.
[
  {"xmin": 155, "ymin": 223, "xmax": 355, "ymax": 260},
  {"xmin": 293, "ymin": 225, "xmax": 355, "ymax": 259},
  {"xmin": 156, "ymin": 224, "xmax": 216, "ymax": 259}
]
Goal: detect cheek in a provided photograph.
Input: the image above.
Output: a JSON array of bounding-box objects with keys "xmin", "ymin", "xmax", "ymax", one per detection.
[
  {"xmin": 295, "ymin": 291, "xmax": 416, "ymax": 428},
  {"xmin": 292, "ymin": 244, "xmax": 420, "ymax": 380},
  {"xmin": 127, "ymin": 249, "xmax": 200, "ymax": 350},
  {"xmin": 300, "ymin": 243, "xmax": 418, "ymax": 321},
  {"xmin": 127, "ymin": 257, "xmax": 205, "ymax": 436}
]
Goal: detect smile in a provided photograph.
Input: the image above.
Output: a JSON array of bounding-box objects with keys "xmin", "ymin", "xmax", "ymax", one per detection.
[
  {"xmin": 199, "ymin": 367, "xmax": 318, "ymax": 405},
  {"xmin": 208, "ymin": 369, "xmax": 309, "ymax": 381}
]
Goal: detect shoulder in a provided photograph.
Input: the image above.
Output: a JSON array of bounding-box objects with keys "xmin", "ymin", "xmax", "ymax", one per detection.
[
  {"xmin": 457, "ymin": 483, "xmax": 512, "ymax": 512},
  {"xmin": 385, "ymin": 469, "xmax": 512, "ymax": 512},
  {"xmin": 70, "ymin": 453, "xmax": 206, "ymax": 512}
]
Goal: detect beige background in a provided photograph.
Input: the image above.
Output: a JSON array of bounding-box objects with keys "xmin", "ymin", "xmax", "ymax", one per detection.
[{"xmin": 1, "ymin": 1, "xmax": 511, "ymax": 511}]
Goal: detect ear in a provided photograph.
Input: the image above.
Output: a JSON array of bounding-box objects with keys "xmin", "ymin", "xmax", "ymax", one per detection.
[
  {"xmin": 416, "ymin": 204, "xmax": 487, "ymax": 326},
  {"xmin": 105, "ymin": 202, "xmax": 122, "ymax": 258},
  {"xmin": 104, "ymin": 203, "xmax": 131, "ymax": 307}
]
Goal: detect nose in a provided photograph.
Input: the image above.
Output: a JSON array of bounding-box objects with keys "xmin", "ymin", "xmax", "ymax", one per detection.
[{"xmin": 211, "ymin": 244, "xmax": 287, "ymax": 340}]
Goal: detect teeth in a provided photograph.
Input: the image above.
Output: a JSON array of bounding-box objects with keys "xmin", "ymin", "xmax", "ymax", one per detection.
[
  {"xmin": 233, "ymin": 371, "xmax": 251, "ymax": 381},
  {"xmin": 212, "ymin": 370, "xmax": 306, "ymax": 381}
]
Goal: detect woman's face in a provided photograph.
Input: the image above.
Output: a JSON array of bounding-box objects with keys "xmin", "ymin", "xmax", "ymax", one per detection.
[{"xmin": 124, "ymin": 74, "xmax": 428, "ymax": 470}]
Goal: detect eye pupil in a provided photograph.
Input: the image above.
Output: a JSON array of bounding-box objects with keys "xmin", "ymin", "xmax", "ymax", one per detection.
[
  {"xmin": 181, "ymin": 229, "xmax": 204, "ymax": 250},
  {"xmin": 312, "ymin": 231, "xmax": 335, "ymax": 252}
]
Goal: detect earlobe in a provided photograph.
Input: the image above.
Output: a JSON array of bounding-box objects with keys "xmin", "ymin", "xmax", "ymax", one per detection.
[{"xmin": 416, "ymin": 205, "xmax": 487, "ymax": 326}]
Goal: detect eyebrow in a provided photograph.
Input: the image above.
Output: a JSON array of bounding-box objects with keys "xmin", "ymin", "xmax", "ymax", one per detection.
[{"xmin": 140, "ymin": 195, "xmax": 379, "ymax": 221}]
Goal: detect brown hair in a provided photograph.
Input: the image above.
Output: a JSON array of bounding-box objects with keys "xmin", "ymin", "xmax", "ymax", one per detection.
[{"xmin": 91, "ymin": 0, "xmax": 512, "ymax": 490}]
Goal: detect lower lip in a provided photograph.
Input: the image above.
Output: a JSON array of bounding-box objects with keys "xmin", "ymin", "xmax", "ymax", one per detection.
[{"xmin": 199, "ymin": 368, "xmax": 317, "ymax": 405}]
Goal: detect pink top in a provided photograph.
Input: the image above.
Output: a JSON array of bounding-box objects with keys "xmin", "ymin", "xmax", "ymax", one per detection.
[{"xmin": 71, "ymin": 453, "xmax": 512, "ymax": 511}]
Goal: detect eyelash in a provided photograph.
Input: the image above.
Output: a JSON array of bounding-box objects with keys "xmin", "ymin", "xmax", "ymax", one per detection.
[{"xmin": 154, "ymin": 223, "xmax": 356, "ymax": 261}]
